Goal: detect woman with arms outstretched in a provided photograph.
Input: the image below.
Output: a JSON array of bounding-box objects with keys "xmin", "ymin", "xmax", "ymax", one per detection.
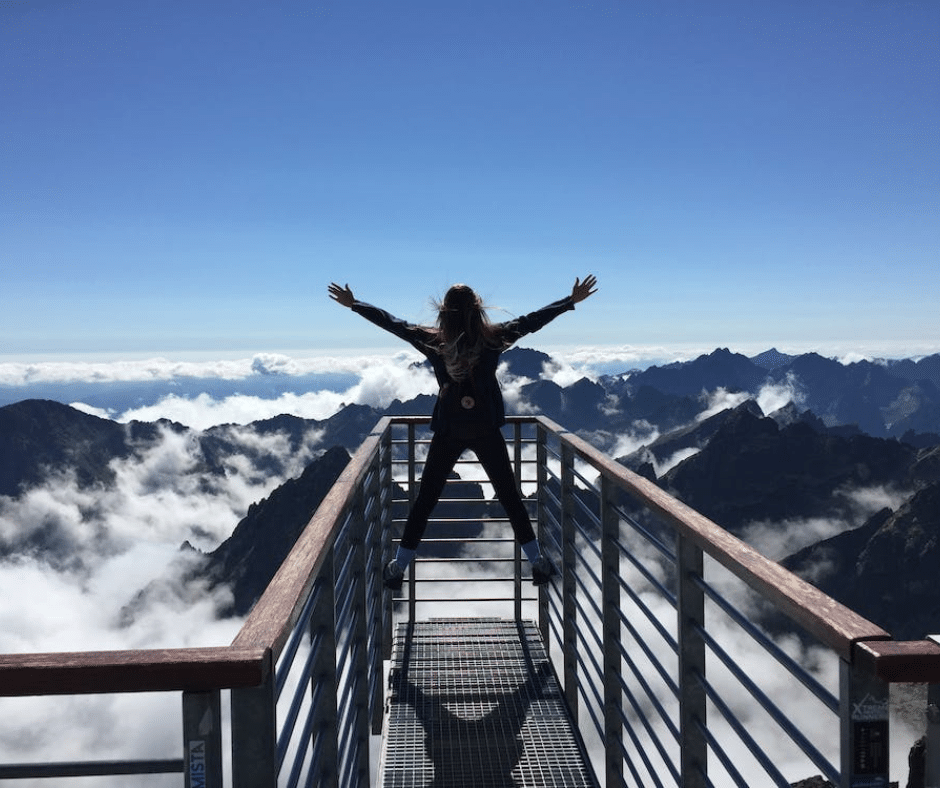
[{"xmin": 328, "ymin": 275, "xmax": 598, "ymax": 589}]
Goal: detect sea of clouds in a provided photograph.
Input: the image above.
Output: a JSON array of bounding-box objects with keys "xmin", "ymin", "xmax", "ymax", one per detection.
[{"xmin": 0, "ymin": 346, "xmax": 928, "ymax": 784}]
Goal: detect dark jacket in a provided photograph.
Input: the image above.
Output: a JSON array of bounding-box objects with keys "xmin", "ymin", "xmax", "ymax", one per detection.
[{"xmin": 351, "ymin": 296, "xmax": 575, "ymax": 433}]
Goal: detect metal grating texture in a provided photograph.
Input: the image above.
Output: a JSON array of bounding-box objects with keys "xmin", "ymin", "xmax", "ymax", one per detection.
[{"xmin": 378, "ymin": 618, "xmax": 599, "ymax": 788}]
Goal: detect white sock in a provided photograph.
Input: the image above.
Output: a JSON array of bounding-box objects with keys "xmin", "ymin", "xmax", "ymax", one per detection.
[
  {"xmin": 395, "ymin": 546, "xmax": 416, "ymax": 569},
  {"xmin": 520, "ymin": 539, "xmax": 541, "ymax": 564}
]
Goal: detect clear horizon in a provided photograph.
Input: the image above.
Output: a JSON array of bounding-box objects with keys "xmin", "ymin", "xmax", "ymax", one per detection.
[{"xmin": 3, "ymin": 339, "xmax": 939, "ymax": 431}]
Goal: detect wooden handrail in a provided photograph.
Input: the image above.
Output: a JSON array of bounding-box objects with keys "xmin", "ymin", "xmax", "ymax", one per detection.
[
  {"xmin": 855, "ymin": 639, "xmax": 940, "ymax": 683},
  {"xmin": 0, "ymin": 646, "xmax": 268, "ymax": 696},
  {"xmin": 231, "ymin": 419, "xmax": 391, "ymax": 660},
  {"xmin": 534, "ymin": 415, "xmax": 893, "ymax": 662}
]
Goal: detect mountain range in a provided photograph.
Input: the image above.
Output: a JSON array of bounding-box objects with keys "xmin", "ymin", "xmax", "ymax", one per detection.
[{"xmin": 2, "ymin": 347, "xmax": 940, "ymax": 643}]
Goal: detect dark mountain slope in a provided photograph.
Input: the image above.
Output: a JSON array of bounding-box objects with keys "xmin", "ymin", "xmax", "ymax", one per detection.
[
  {"xmin": 0, "ymin": 399, "xmax": 173, "ymax": 496},
  {"xmin": 618, "ymin": 400, "xmax": 764, "ymax": 474},
  {"xmin": 783, "ymin": 481, "xmax": 940, "ymax": 640},
  {"xmin": 625, "ymin": 348, "xmax": 767, "ymax": 397},
  {"xmin": 660, "ymin": 404, "xmax": 919, "ymax": 534},
  {"xmin": 202, "ymin": 445, "xmax": 351, "ymax": 617}
]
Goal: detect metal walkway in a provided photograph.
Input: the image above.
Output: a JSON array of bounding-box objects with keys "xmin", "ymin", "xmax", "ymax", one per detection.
[{"xmin": 379, "ymin": 618, "xmax": 598, "ymax": 788}]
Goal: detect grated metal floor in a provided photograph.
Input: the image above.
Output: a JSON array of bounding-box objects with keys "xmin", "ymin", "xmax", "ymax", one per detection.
[{"xmin": 378, "ymin": 618, "xmax": 598, "ymax": 788}]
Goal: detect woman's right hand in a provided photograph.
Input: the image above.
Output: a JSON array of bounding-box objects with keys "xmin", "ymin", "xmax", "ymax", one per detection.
[
  {"xmin": 571, "ymin": 274, "xmax": 598, "ymax": 304},
  {"xmin": 328, "ymin": 282, "xmax": 356, "ymax": 308}
]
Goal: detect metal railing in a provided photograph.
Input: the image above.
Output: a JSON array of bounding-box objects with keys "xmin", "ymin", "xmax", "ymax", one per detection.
[
  {"xmin": 1, "ymin": 415, "xmax": 938, "ymax": 787},
  {"xmin": 0, "ymin": 418, "xmax": 394, "ymax": 788},
  {"xmin": 527, "ymin": 416, "xmax": 940, "ymax": 788}
]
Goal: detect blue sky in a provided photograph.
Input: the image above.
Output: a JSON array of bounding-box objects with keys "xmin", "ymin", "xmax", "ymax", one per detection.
[{"xmin": 2, "ymin": 0, "xmax": 938, "ymax": 360}]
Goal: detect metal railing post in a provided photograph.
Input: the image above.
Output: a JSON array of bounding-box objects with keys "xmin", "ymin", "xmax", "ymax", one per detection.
[
  {"xmin": 231, "ymin": 666, "xmax": 277, "ymax": 788},
  {"xmin": 601, "ymin": 475, "xmax": 625, "ymax": 788},
  {"xmin": 512, "ymin": 421, "xmax": 524, "ymax": 623},
  {"xmin": 407, "ymin": 421, "xmax": 417, "ymax": 624},
  {"xmin": 350, "ymin": 496, "xmax": 372, "ymax": 788},
  {"xmin": 560, "ymin": 442, "xmax": 579, "ymax": 721},
  {"xmin": 364, "ymin": 450, "xmax": 385, "ymax": 736},
  {"xmin": 536, "ymin": 424, "xmax": 550, "ymax": 646},
  {"xmin": 310, "ymin": 554, "xmax": 340, "ymax": 788},
  {"xmin": 928, "ymin": 682, "xmax": 940, "ymax": 788},
  {"xmin": 381, "ymin": 425, "xmax": 395, "ymax": 660},
  {"xmin": 840, "ymin": 657, "xmax": 890, "ymax": 788},
  {"xmin": 182, "ymin": 690, "xmax": 223, "ymax": 788},
  {"xmin": 677, "ymin": 533, "xmax": 707, "ymax": 788}
]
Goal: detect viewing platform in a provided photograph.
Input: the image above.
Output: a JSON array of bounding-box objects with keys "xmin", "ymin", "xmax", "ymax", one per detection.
[{"xmin": 1, "ymin": 415, "xmax": 939, "ymax": 787}]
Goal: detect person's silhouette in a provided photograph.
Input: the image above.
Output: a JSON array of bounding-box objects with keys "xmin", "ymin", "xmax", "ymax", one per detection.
[{"xmin": 329, "ymin": 276, "xmax": 597, "ymax": 590}]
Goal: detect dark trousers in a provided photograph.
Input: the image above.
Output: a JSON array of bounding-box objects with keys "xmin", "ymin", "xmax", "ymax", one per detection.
[{"xmin": 401, "ymin": 425, "xmax": 536, "ymax": 550}]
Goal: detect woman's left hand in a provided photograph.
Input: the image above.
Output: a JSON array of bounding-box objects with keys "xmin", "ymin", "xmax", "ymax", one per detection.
[
  {"xmin": 328, "ymin": 282, "xmax": 356, "ymax": 308},
  {"xmin": 571, "ymin": 275, "xmax": 598, "ymax": 304}
]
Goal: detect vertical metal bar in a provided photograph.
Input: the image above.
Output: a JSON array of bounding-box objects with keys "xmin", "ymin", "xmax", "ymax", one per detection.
[
  {"xmin": 231, "ymin": 665, "xmax": 277, "ymax": 788},
  {"xmin": 601, "ymin": 475, "xmax": 625, "ymax": 788},
  {"xmin": 927, "ymin": 682, "xmax": 940, "ymax": 788},
  {"xmin": 512, "ymin": 421, "xmax": 523, "ymax": 622},
  {"xmin": 560, "ymin": 441, "xmax": 579, "ymax": 721},
  {"xmin": 536, "ymin": 423, "xmax": 551, "ymax": 647},
  {"xmin": 839, "ymin": 658, "xmax": 890, "ymax": 788},
  {"xmin": 407, "ymin": 421, "xmax": 417, "ymax": 624},
  {"xmin": 350, "ymin": 491, "xmax": 372, "ymax": 788},
  {"xmin": 310, "ymin": 553, "xmax": 339, "ymax": 788},
  {"xmin": 365, "ymin": 450, "xmax": 385, "ymax": 736},
  {"xmin": 677, "ymin": 533, "xmax": 707, "ymax": 788},
  {"xmin": 182, "ymin": 690, "xmax": 223, "ymax": 788},
  {"xmin": 381, "ymin": 424, "xmax": 395, "ymax": 661}
]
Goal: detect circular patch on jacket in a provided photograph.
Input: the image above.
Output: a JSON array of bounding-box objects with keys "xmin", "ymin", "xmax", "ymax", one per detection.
[{"xmin": 461, "ymin": 396, "xmax": 476, "ymax": 409}]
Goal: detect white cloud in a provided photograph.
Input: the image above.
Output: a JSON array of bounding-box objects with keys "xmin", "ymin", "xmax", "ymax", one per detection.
[
  {"xmin": 610, "ymin": 421, "xmax": 660, "ymax": 459},
  {"xmin": 0, "ymin": 352, "xmax": 403, "ymax": 386},
  {"xmin": 840, "ymin": 484, "xmax": 910, "ymax": 519},
  {"xmin": 550, "ymin": 344, "xmax": 711, "ymax": 374},
  {"xmin": 691, "ymin": 375, "xmax": 802, "ymax": 425},
  {"xmin": 738, "ymin": 484, "xmax": 910, "ymax": 562},
  {"xmin": 696, "ymin": 387, "xmax": 751, "ymax": 421},
  {"xmin": 4, "ymin": 342, "xmax": 938, "ymax": 389},
  {"xmin": 655, "ymin": 446, "xmax": 700, "ymax": 476},
  {"xmin": 0, "ymin": 422, "xmax": 324, "ymax": 642},
  {"xmin": 739, "ymin": 515, "xmax": 857, "ymax": 562},
  {"xmin": 63, "ymin": 354, "xmax": 438, "ymax": 429},
  {"xmin": 756, "ymin": 373, "xmax": 804, "ymax": 415},
  {"xmin": 344, "ymin": 359, "xmax": 437, "ymax": 409},
  {"xmin": 0, "ymin": 420, "xmax": 323, "ymax": 783},
  {"xmin": 110, "ymin": 390, "xmax": 347, "ymax": 430},
  {"xmin": 497, "ymin": 365, "xmax": 538, "ymax": 416},
  {"xmin": 540, "ymin": 357, "xmax": 596, "ymax": 387}
]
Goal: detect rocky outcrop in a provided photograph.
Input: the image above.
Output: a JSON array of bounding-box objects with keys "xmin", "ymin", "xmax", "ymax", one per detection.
[
  {"xmin": 783, "ymin": 481, "xmax": 940, "ymax": 640},
  {"xmin": 0, "ymin": 398, "xmax": 172, "ymax": 496},
  {"xmin": 659, "ymin": 404, "xmax": 919, "ymax": 534},
  {"xmin": 202, "ymin": 445, "xmax": 351, "ymax": 617}
]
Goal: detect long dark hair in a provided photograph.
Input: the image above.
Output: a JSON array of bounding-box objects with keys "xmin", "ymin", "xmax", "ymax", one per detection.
[{"xmin": 433, "ymin": 284, "xmax": 500, "ymax": 381}]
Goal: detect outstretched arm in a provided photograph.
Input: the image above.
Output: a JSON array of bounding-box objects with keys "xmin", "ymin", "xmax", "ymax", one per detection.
[
  {"xmin": 327, "ymin": 282, "xmax": 435, "ymax": 351},
  {"xmin": 570, "ymin": 274, "xmax": 598, "ymax": 304},
  {"xmin": 328, "ymin": 282, "xmax": 356, "ymax": 308},
  {"xmin": 497, "ymin": 274, "xmax": 598, "ymax": 345}
]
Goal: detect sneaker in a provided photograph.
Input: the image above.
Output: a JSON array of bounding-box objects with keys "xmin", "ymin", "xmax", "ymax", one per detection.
[
  {"xmin": 383, "ymin": 559, "xmax": 405, "ymax": 591},
  {"xmin": 531, "ymin": 556, "xmax": 556, "ymax": 586}
]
